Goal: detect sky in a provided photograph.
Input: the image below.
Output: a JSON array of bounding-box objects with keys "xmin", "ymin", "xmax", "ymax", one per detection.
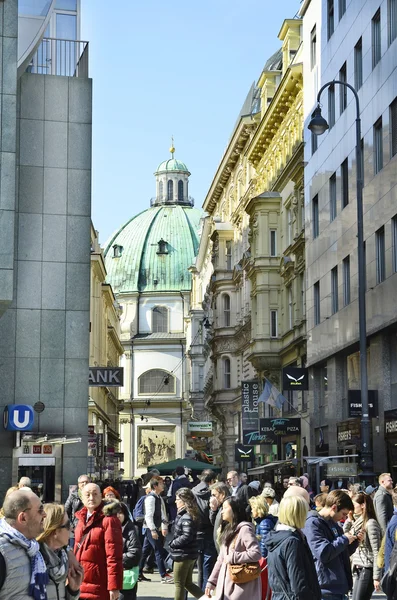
[{"xmin": 81, "ymin": 0, "xmax": 300, "ymax": 245}]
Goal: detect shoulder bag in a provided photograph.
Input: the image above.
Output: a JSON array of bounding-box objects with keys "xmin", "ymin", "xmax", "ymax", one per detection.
[{"xmin": 228, "ymin": 533, "xmax": 261, "ymax": 584}]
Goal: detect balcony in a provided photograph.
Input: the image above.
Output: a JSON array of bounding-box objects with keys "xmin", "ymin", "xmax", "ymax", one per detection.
[
  {"xmin": 27, "ymin": 38, "xmax": 89, "ymax": 78},
  {"xmin": 150, "ymin": 196, "xmax": 195, "ymax": 207}
]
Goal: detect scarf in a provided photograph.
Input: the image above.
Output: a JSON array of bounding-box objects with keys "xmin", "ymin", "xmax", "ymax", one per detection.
[
  {"xmin": 40, "ymin": 544, "xmax": 68, "ymax": 585},
  {"xmin": 0, "ymin": 518, "xmax": 48, "ymax": 600}
]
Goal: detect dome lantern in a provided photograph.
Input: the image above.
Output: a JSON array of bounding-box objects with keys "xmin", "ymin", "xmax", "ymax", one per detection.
[{"xmin": 153, "ymin": 140, "xmax": 192, "ymax": 207}]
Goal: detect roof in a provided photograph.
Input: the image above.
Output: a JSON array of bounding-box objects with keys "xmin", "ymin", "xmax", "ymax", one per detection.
[
  {"xmin": 155, "ymin": 158, "xmax": 190, "ymax": 173},
  {"xmin": 104, "ymin": 205, "xmax": 203, "ymax": 294}
]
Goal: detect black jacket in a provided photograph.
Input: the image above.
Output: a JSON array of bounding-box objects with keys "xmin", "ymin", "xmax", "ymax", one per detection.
[
  {"xmin": 235, "ymin": 483, "xmax": 251, "ymax": 518},
  {"xmin": 122, "ymin": 519, "xmax": 142, "ymax": 569},
  {"xmin": 168, "ymin": 476, "xmax": 192, "ymax": 521},
  {"xmin": 169, "ymin": 508, "xmax": 199, "ymax": 562},
  {"xmin": 192, "ymin": 481, "xmax": 212, "ymax": 540},
  {"xmin": 64, "ymin": 491, "xmax": 84, "ymax": 529},
  {"xmin": 266, "ymin": 528, "xmax": 322, "ymax": 600}
]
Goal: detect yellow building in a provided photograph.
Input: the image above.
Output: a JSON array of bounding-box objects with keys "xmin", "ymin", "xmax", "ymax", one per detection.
[{"xmin": 89, "ymin": 225, "xmax": 124, "ymax": 479}]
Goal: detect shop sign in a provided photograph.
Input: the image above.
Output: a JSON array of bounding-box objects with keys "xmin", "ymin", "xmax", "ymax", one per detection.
[
  {"xmin": 242, "ymin": 429, "xmax": 276, "ymax": 445},
  {"xmin": 282, "ymin": 367, "xmax": 309, "ymax": 391},
  {"xmin": 43, "ymin": 444, "xmax": 52, "ymax": 454},
  {"xmin": 188, "ymin": 421, "xmax": 213, "ymax": 435},
  {"xmin": 241, "ymin": 381, "xmax": 260, "ymax": 439},
  {"xmin": 96, "ymin": 433, "xmax": 104, "ymax": 458},
  {"xmin": 88, "ymin": 425, "xmax": 95, "ymax": 435},
  {"xmin": 337, "ymin": 419, "xmax": 361, "ymax": 444},
  {"xmin": 88, "ymin": 367, "xmax": 124, "ymax": 387},
  {"xmin": 326, "ymin": 462, "xmax": 358, "ymax": 477},
  {"xmin": 3, "ymin": 404, "xmax": 34, "ymax": 431},
  {"xmin": 235, "ymin": 444, "xmax": 254, "ymax": 461},
  {"xmin": 385, "ymin": 409, "xmax": 397, "ymax": 436},
  {"xmin": 348, "ymin": 390, "xmax": 379, "ymax": 418},
  {"xmin": 259, "ymin": 418, "xmax": 301, "ymax": 441},
  {"xmin": 32, "ymin": 445, "xmax": 42, "ymax": 454},
  {"xmin": 114, "ymin": 452, "xmax": 124, "ymax": 460}
]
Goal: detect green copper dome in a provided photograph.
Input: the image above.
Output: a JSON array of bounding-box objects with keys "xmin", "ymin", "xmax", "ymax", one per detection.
[
  {"xmin": 104, "ymin": 205, "xmax": 202, "ymax": 293},
  {"xmin": 156, "ymin": 158, "xmax": 190, "ymax": 174}
]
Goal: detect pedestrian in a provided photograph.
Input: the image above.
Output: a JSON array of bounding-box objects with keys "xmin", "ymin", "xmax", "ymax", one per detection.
[
  {"xmin": 249, "ymin": 495, "xmax": 277, "ymax": 558},
  {"xmin": 74, "ymin": 483, "xmax": 123, "ymax": 600},
  {"xmin": 267, "ymin": 495, "xmax": 321, "ymax": 600},
  {"xmin": 374, "ymin": 473, "xmax": 394, "ymax": 535},
  {"xmin": 205, "ymin": 497, "xmax": 262, "ymax": 600},
  {"xmin": 138, "ymin": 477, "xmax": 172, "ymax": 584},
  {"xmin": 37, "ymin": 503, "xmax": 83, "ymax": 600},
  {"xmin": 168, "ymin": 467, "xmax": 192, "ymax": 523},
  {"xmin": 319, "ymin": 479, "xmax": 332, "ymax": 494},
  {"xmin": 18, "ymin": 476, "xmax": 32, "ymax": 489},
  {"xmin": 304, "ymin": 489, "xmax": 363, "ymax": 600},
  {"xmin": 209, "ymin": 482, "xmax": 230, "ymax": 552},
  {"xmin": 169, "ymin": 488, "xmax": 203, "ymax": 600},
  {"xmin": 116, "ymin": 502, "xmax": 142, "ymax": 600},
  {"xmin": 287, "ymin": 477, "xmax": 302, "ymax": 488},
  {"xmin": 65, "ymin": 474, "xmax": 91, "ymax": 547},
  {"xmin": 314, "ymin": 493, "xmax": 328, "ymax": 510},
  {"xmin": 384, "ymin": 488, "xmax": 397, "ymax": 571},
  {"xmin": 248, "ymin": 481, "xmax": 262, "ymax": 497},
  {"xmin": 0, "ymin": 489, "xmax": 48, "ymax": 599},
  {"xmin": 226, "ymin": 471, "xmax": 250, "ymax": 515},
  {"xmin": 343, "ymin": 492, "xmax": 381, "ymax": 600},
  {"xmin": 192, "ymin": 469, "xmax": 218, "ymax": 590},
  {"xmin": 103, "ymin": 486, "xmax": 121, "ymax": 501},
  {"xmin": 261, "ymin": 486, "xmax": 280, "ymax": 517}
]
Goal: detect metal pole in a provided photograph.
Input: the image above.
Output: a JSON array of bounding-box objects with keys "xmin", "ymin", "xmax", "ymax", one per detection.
[{"xmin": 316, "ymin": 80, "xmax": 373, "ymax": 482}]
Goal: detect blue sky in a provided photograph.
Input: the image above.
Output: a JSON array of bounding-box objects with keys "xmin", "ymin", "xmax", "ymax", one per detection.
[{"xmin": 81, "ymin": 1, "xmax": 300, "ymax": 245}]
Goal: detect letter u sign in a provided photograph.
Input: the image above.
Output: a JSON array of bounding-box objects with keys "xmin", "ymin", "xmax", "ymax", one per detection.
[{"xmin": 3, "ymin": 405, "xmax": 34, "ymax": 431}]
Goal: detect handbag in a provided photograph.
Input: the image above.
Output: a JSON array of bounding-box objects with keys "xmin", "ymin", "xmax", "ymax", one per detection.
[
  {"xmin": 123, "ymin": 566, "xmax": 139, "ymax": 590},
  {"xmin": 227, "ymin": 534, "xmax": 261, "ymax": 584}
]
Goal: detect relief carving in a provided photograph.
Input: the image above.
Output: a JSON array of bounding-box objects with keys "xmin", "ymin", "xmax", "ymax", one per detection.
[{"xmin": 137, "ymin": 426, "xmax": 176, "ymax": 468}]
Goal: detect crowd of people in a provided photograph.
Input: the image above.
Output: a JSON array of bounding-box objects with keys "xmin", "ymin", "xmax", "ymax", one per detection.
[{"xmin": 1, "ymin": 470, "xmax": 397, "ymax": 600}]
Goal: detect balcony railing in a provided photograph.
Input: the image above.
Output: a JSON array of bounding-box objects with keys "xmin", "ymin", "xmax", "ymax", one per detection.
[
  {"xmin": 150, "ymin": 196, "xmax": 195, "ymax": 207},
  {"xmin": 27, "ymin": 38, "xmax": 89, "ymax": 78}
]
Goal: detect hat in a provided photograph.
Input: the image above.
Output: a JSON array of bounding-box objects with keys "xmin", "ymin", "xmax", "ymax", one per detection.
[
  {"xmin": 365, "ymin": 485, "xmax": 377, "ymax": 495},
  {"xmin": 248, "ymin": 480, "xmax": 261, "ymax": 491},
  {"xmin": 261, "ymin": 486, "xmax": 276, "ymax": 499}
]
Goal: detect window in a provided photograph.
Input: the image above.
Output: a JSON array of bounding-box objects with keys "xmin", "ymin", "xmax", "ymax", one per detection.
[
  {"xmin": 372, "ymin": 9, "xmax": 381, "ymax": 68},
  {"xmin": 167, "ymin": 179, "xmax": 173, "ymax": 201},
  {"xmin": 330, "ymin": 172, "xmax": 337, "ymax": 222},
  {"xmin": 343, "ymin": 255, "xmax": 351, "ymax": 306},
  {"xmin": 354, "ymin": 38, "xmax": 363, "ymax": 90},
  {"xmin": 314, "ymin": 281, "xmax": 320, "ymax": 325},
  {"xmin": 312, "ymin": 195, "xmax": 319, "ymax": 239},
  {"xmin": 300, "ymin": 272, "xmax": 305, "ymax": 318},
  {"xmin": 287, "ymin": 208, "xmax": 293, "ymax": 245},
  {"xmin": 288, "ymin": 287, "xmax": 293, "ymax": 330},
  {"xmin": 152, "ymin": 306, "xmax": 168, "ymax": 333},
  {"xmin": 328, "ymin": 0, "xmax": 335, "ymax": 39},
  {"xmin": 159, "ymin": 181, "xmax": 164, "ymax": 199},
  {"xmin": 374, "ymin": 117, "xmax": 383, "ymax": 174},
  {"xmin": 339, "ymin": 62, "xmax": 347, "ymax": 114},
  {"xmin": 270, "ymin": 230, "xmax": 277, "ymax": 257},
  {"xmin": 390, "ymin": 97, "xmax": 397, "ymax": 158},
  {"xmin": 223, "ymin": 294, "xmax": 231, "ymax": 327},
  {"xmin": 138, "ymin": 369, "xmax": 175, "ymax": 394},
  {"xmin": 178, "ymin": 180, "xmax": 184, "ymax": 201},
  {"xmin": 341, "ymin": 158, "xmax": 349, "ymax": 209},
  {"xmin": 310, "ymin": 25, "xmax": 317, "ymax": 69},
  {"xmin": 112, "ymin": 244, "xmax": 123, "ymax": 258},
  {"xmin": 223, "ymin": 358, "xmax": 231, "ymax": 389},
  {"xmin": 388, "ymin": 0, "xmax": 397, "ymax": 45},
  {"xmin": 338, "ymin": 0, "xmax": 346, "ymax": 19},
  {"xmin": 376, "ymin": 225, "xmax": 386, "ymax": 283},
  {"xmin": 392, "ymin": 215, "xmax": 397, "ymax": 272},
  {"xmin": 270, "ymin": 310, "xmax": 278, "ymax": 337},
  {"xmin": 157, "ymin": 238, "xmax": 168, "ymax": 254},
  {"xmin": 311, "ymin": 130, "xmax": 318, "ymax": 155},
  {"xmin": 55, "ymin": 0, "xmax": 77, "ymax": 8},
  {"xmin": 328, "ymin": 85, "xmax": 335, "ymax": 128},
  {"xmin": 331, "ymin": 266, "xmax": 338, "ymax": 314},
  {"xmin": 225, "ymin": 240, "xmax": 233, "ymax": 270}
]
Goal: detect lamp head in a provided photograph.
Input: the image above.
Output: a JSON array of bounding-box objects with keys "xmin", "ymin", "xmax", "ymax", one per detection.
[{"xmin": 308, "ymin": 105, "xmax": 329, "ymax": 135}]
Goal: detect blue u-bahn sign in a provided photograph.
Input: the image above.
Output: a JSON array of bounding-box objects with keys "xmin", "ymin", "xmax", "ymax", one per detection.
[{"xmin": 3, "ymin": 405, "xmax": 34, "ymax": 431}]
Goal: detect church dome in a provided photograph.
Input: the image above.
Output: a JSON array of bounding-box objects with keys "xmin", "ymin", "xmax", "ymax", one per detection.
[
  {"xmin": 104, "ymin": 205, "xmax": 202, "ymax": 294},
  {"xmin": 155, "ymin": 158, "xmax": 190, "ymax": 174}
]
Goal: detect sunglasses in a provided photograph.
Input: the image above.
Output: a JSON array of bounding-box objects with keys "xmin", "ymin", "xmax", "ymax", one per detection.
[{"xmin": 59, "ymin": 519, "xmax": 71, "ymax": 531}]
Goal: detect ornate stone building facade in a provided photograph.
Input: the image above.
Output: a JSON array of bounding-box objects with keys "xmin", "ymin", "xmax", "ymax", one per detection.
[{"xmin": 189, "ymin": 18, "xmax": 306, "ymax": 471}]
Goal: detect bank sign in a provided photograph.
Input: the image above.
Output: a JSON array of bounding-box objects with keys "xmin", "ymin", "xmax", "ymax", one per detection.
[
  {"xmin": 89, "ymin": 367, "xmax": 124, "ymax": 387},
  {"xmin": 3, "ymin": 405, "xmax": 34, "ymax": 431}
]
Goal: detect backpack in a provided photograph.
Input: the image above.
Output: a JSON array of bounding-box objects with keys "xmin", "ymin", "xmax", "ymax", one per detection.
[
  {"xmin": 132, "ymin": 495, "xmax": 146, "ymax": 523},
  {"xmin": 381, "ymin": 533, "xmax": 397, "ymax": 599}
]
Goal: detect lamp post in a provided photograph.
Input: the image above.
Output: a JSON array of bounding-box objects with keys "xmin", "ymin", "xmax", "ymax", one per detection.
[{"xmin": 308, "ymin": 80, "xmax": 373, "ymax": 482}]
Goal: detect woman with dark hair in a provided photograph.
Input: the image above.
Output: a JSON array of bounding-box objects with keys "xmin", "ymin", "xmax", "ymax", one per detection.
[
  {"xmin": 205, "ymin": 497, "xmax": 262, "ymax": 600},
  {"xmin": 343, "ymin": 492, "xmax": 381, "ymax": 600},
  {"xmin": 168, "ymin": 487, "xmax": 203, "ymax": 600},
  {"xmin": 116, "ymin": 501, "xmax": 142, "ymax": 600}
]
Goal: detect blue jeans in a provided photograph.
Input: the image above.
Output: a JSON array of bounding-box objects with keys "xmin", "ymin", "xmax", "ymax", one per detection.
[
  {"xmin": 139, "ymin": 530, "xmax": 166, "ymax": 578},
  {"xmin": 197, "ymin": 538, "xmax": 217, "ymax": 591}
]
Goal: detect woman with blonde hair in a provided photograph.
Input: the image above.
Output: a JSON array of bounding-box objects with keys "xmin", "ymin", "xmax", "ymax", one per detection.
[
  {"xmin": 37, "ymin": 503, "xmax": 83, "ymax": 600},
  {"xmin": 249, "ymin": 495, "xmax": 277, "ymax": 558},
  {"xmin": 266, "ymin": 496, "xmax": 321, "ymax": 599}
]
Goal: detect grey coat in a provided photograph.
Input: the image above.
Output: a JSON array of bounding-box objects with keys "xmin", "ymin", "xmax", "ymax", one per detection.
[
  {"xmin": 40, "ymin": 543, "xmax": 80, "ymax": 600},
  {"xmin": 374, "ymin": 486, "xmax": 393, "ymax": 535},
  {"xmin": 343, "ymin": 516, "xmax": 382, "ymax": 580}
]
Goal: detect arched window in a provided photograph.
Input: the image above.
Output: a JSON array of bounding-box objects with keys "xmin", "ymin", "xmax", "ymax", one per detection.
[
  {"xmin": 159, "ymin": 181, "xmax": 163, "ymax": 199},
  {"xmin": 223, "ymin": 358, "xmax": 231, "ymax": 389},
  {"xmin": 113, "ymin": 244, "xmax": 123, "ymax": 258},
  {"xmin": 152, "ymin": 306, "xmax": 168, "ymax": 332},
  {"xmin": 223, "ymin": 294, "xmax": 231, "ymax": 326},
  {"xmin": 178, "ymin": 180, "xmax": 184, "ymax": 201},
  {"xmin": 138, "ymin": 369, "xmax": 175, "ymax": 394},
  {"xmin": 167, "ymin": 180, "xmax": 173, "ymax": 201}
]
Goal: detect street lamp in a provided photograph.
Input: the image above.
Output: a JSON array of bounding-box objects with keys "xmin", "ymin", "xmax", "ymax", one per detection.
[{"xmin": 308, "ymin": 80, "xmax": 373, "ymax": 482}]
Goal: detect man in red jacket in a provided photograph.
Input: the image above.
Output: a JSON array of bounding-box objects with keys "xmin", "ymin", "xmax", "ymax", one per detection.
[{"xmin": 74, "ymin": 483, "xmax": 123, "ymax": 600}]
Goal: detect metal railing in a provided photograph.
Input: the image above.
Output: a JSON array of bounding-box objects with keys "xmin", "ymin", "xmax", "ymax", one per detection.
[
  {"xmin": 150, "ymin": 195, "xmax": 195, "ymax": 207},
  {"xmin": 26, "ymin": 38, "xmax": 89, "ymax": 77}
]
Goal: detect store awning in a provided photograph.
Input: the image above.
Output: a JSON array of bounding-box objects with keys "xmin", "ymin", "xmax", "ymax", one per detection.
[
  {"xmin": 248, "ymin": 460, "xmax": 296, "ymax": 475},
  {"xmin": 21, "ymin": 434, "xmax": 82, "ymax": 445}
]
